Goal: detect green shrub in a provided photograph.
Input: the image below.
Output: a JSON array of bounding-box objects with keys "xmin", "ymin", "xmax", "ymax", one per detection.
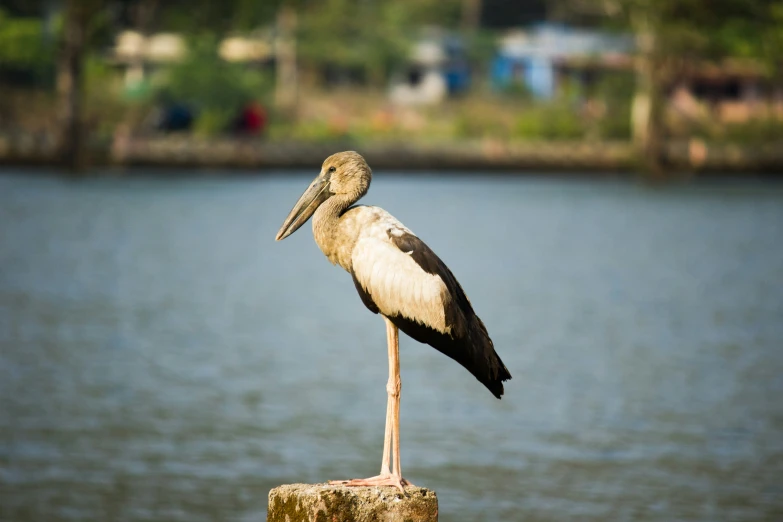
[
  {"xmin": 0, "ymin": 9, "xmax": 56, "ymax": 81},
  {"xmin": 192, "ymin": 107, "xmax": 234, "ymax": 136},
  {"xmin": 721, "ymin": 118, "xmax": 783, "ymax": 143},
  {"xmin": 271, "ymin": 118, "xmax": 355, "ymax": 142},
  {"xmin": 453, "ymin": 110, "xmax": 509, "ymax": 139},
  {"xmin": 160, "ymin": 34, "xmax": 272, "ymax": 135},
  {"xmin": 498, "ymin": 80, "xmax": 534, "ymax": 100},
  {"xmin": 83, "ymin": 55, "xmax": 131, "ymax": 138},
  {"xmin": 513, "ymin": 103, "xmax": 586, "ymax": 140},
  {"xmin": 596, "ymin": 72, "xmax": 634, "ymax": 140},
  {"xmin": 598, "ymin": 106, "xmax": 632, "ymax": 140}
]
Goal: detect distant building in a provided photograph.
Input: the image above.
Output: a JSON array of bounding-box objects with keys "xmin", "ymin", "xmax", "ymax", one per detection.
[
  {"xmin": 491, "ymin": 23, "xmax": 633, "ymax": 99},
  {"xmin": 670, "ymin": 60, "xmax": 783, "ymax": 123},
  {"xmin": 109, "ymin": 31, "xmax": 187, "ymax": 89},
  {"xmin": 389, "ymin": 29, "xmax": 470, "ymax": 106},
  {"xmin": 108, "ymin": 30, "xmax": 273, "ymax": 92}
]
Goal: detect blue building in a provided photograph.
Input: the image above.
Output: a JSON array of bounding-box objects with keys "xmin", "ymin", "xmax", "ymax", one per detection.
[{"xmin": 492, "ymin": 24, "xmax": 633, "ymax": 99}]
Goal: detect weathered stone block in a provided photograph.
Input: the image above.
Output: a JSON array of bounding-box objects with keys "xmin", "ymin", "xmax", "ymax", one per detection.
[{"xmin": 267, "ymin": 483, "xmax": 438, "ymax": 522}]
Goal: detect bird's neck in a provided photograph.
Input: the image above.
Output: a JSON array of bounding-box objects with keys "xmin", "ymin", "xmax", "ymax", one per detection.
[{"xmin": 312, "ymin": 194, "xmax": 356, "ymax": 270}]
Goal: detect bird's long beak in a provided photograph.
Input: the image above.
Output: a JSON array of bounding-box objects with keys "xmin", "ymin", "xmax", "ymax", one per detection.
[{"xmin": 275, "ymin": 170, "xmax": 333, "ymax": 241}]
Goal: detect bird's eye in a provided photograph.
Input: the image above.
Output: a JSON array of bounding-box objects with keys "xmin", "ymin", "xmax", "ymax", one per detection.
[{"xmin": 328, "ymin": 166, "xmax": 336, "ymax": 173}]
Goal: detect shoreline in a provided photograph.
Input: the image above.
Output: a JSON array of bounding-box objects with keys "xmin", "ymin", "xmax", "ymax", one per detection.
[{"xmin": 1, "ymin": 135, "xmax": 782, "ymax": 175}]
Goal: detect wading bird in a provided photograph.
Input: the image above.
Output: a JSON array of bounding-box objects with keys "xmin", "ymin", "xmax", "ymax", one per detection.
[{"xmin": 275, "ymin": 151, "xmax": 511, "ymax": 491}]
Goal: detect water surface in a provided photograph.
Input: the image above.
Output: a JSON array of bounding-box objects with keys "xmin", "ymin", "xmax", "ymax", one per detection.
[{"xmin": 1, "ymin": 170, "xmax": 782, "ymax": 521}]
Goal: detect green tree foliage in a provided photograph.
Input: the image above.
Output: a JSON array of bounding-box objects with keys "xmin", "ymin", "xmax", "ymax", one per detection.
[
  {"xmin": 296, "ymin": 0, "xmax": 463, "ymax": 87},
  {"xmin": 560, "ymin": 0, "xmax": 783, "ymax": 67},
  {"xmin": 514, "ymin": 103, "xmax": 587, "ymax": 140},
  {"xmin": 0, "ymin": 8, "xmax": 54, "ymax": 71},
  {"xmin": 155, "ymin": 0, "xmax": 281, "ymax": 34}
]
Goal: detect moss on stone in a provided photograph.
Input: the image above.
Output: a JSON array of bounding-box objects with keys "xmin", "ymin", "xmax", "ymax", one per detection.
[{"xmin": 268, "ymin": 483, "xmax": 438, "ymax": 522}]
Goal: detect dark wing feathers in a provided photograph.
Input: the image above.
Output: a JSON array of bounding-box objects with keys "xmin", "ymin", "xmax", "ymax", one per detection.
[
  {"xmin": 352, "ymin": 270, "xmax": 379, "ymax": 314},
  {"xmin": 377, "ymin": 229, "xmax": 512, "ymax": 399},
  {"xmin": 389, "ymin": 230, "xmax": 471, "ymax": 338}
]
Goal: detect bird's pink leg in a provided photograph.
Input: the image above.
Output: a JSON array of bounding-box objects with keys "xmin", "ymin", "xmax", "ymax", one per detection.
[
  {"xmin": 329, "ymin": 318, "xmax": 410, "ymax": 492},
  {"xmin": 378, "ymin": 384, "xmax": 393, "ymax": 475}
]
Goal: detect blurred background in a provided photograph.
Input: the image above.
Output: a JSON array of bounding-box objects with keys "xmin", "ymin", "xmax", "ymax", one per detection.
[
  {"xmin": 1, "ymin": 1, "xmax": 783, "ymax": 522},
  {"xmin": 0, "ymin": 0, "xmax": 783, "ymax": 175}
]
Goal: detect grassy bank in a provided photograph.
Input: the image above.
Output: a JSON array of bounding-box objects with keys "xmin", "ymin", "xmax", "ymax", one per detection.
[{"xmin": 2, "ymin": 86, "xmax": 783, "ymax": 175}]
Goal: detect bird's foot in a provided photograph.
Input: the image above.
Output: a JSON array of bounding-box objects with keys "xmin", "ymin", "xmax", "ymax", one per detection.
[{"xmin": 329, "ymin": 474, "xmax": 410, "ymax": 493}]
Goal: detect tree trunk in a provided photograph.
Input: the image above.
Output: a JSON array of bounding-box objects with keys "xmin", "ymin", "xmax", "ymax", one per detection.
[
  {"xmin": 462, "ymin": 0, "xmax": 481, "ymax": 32},
  {"xmin": 58, "ymin": 0, "xmax": 88, "ymax": 173},
  {"xmin": 275, "ymin": 5, "xmax": 298, "ymax": 113},
  {"xmin": 631, "ymin": 8, "xmax": 666, "ymax": 182}
]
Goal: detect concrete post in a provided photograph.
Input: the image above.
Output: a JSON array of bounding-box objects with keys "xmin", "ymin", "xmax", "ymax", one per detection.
[{"xmin": 268, "ymin": 483, "xmax": 438, "ymax": 522}]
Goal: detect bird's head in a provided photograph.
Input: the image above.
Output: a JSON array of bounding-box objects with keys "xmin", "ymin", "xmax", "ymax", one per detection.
[{"xmin": 275, "ymin": 151, "xmax": 372, "ymax": 241}]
